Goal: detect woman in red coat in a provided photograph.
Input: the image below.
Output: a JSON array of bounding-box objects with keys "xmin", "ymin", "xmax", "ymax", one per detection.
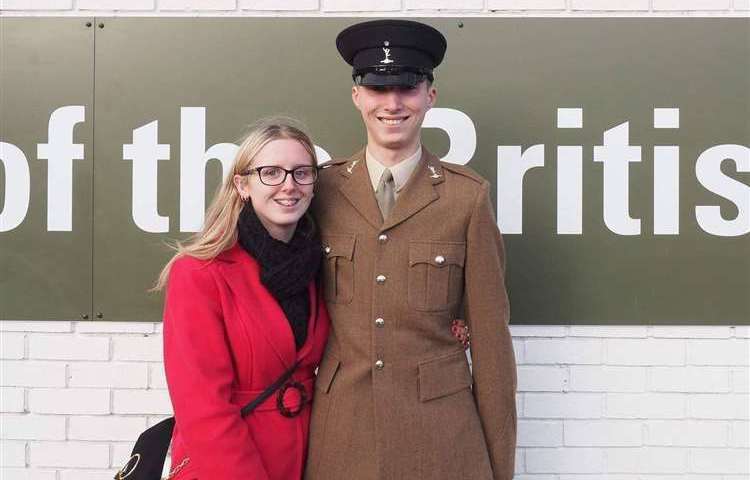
[{"xmin": 156, "ymin": 118, "xmax": 329, "ymax": 479}]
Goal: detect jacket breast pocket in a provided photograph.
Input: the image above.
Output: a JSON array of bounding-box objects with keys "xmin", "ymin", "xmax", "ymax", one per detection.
[
  {"xmin": 418, "ymin": 349, "xmax": 472, "ymax": 402},
  {"xmin": 321, "ymin": 234, "xmax": 356, "ymax": 304},
  {"xmin": 408, "ymin": 241, "xmax": 466, "ymax": 312}
]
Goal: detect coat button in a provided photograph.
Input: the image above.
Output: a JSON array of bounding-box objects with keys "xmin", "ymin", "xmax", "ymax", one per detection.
[
  {"xmin": 375, "ymin": 359, "xmax": 384, "ymax": 370},
  {"xmin": 324, "ymin": 246, "xmax": 331, "ymax": 254},
  {"xmin": 375, "ymin": 317, "xmax": 385, "ymax": 327},
  {"xmin": 434, "ymin": 255, "xmax": 446, "ymax": 265},
  {"xmin": 376, "ymin": 274, "xmax": 386, "ymax": 284},
  {"xmin": 378, "ymin": 234, "xmax": 388, "ymax": 244}
]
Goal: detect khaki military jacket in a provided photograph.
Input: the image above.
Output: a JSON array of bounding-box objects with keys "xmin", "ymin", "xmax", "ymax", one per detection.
[{"xmin": 306, "ymin": 148, "xmax": 517, "ymax": 480}]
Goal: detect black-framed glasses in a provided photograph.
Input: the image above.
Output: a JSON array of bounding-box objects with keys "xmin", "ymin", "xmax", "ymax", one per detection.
[{"xmin": 243, "ymin": 165, "xmax": 318, "ymax": 186}]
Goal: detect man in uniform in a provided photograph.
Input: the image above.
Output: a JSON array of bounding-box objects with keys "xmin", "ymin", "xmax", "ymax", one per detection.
[{"xmin": 306, "ymin": 19, "xmax": 517, "ymax": 480}]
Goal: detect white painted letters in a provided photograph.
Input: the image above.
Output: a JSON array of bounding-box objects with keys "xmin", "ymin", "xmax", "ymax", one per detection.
[
  {"xmin": 2, "ymin": 105, "xmax": 747, "ymax": 238},
  {"xmin": 497, "ymin": 144, "xmax": 545, "ymax": 234},
  {"xmin": 557, "ymin": 146, "xmax": 583, "ymax": 234},
  {"xmin": 556, "ymin": 108, "xmax": 584, "ymax": 234},
  {"xmin": 653, "ymin": 108, "xmax": 680, "ymax": 235},
  {"xmin": 654, "ymin": 146, "xmax": 680, "ymax": 235},
  {"xmin": 594, "ymin": 122, "xmax": 642, "ymax": 236},
  {"xmin": 695, "ymin": 144, "xmax": 750, "ymax": 237},
  {"xmin": 123, "ymin": 121, "xmax": 170, "ymax": 233},
  {"xmin": 0, "ymin": 142, "xmax": 31, "ymax": 232},
  {"xmin": 37, "ymin": 106, "xmax": 85, "ymax": 231},
  {"xmin": 179, "ymin": 107, "xmax": 238, "ymax": 232},
  {"xmin": 423, "ymin": 108, "xmax": 476, "ymax": 165}
]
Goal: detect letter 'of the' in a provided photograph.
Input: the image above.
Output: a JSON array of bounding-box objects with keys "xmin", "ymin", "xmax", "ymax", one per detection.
[
  {"xmin": 497, "ymin": 145, "xmax": 545, "ymax": 234},
  {"xmin": 0, "ymin": 142, "xmax": 31, "ymax": 232},
  {"xmin": 593, "ymin": 122, "xmax": 642, "ymax": 235},
  {"xmin": 123, "ymin": 121, "xmax": 170, "ymax": 233},
  {"xmin": 37, "ymin": 106, "xmax": 86, "ymax": 231},
  {"xmin": 180, "ymin": 107, "xmax": 238, "ymax": 232},
  {"xmin": 422, "ymin": 108, "xmax": 476, "ymax": 165},
  {"xmin": 695, "ymin": 144, "xmax": 750, "ymax": 236}
]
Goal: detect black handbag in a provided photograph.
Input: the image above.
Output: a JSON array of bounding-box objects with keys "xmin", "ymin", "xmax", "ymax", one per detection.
[{"xmin": 114, "ymin": 360, "xmax": 301, "ymax": 480}]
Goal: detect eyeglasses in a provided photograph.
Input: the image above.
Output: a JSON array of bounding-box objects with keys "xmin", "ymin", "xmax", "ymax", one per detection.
[{"xmin": 242, "ymin": 165, "xmax": 318, "ymax": 186}]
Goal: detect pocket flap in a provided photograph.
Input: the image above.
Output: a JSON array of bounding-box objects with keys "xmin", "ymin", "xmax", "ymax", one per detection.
[
  {"xmin": 418, "ymin": 349, "xmax": 472, "ymax": 402},
  {"xmin": 322, "ymin": 234, "xmax": 356, "ymax": 261},
  {"xmin": 315, "ymin": 356, "xmax": 341, "ymax": 394},
  {"xmin": 409, "ymin": 241, "xmax": 466, "ymax": 268}
]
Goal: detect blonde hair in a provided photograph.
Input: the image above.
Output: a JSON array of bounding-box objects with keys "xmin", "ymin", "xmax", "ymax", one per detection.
[{"xmin": 153, "ymin": 117, "xmax": 318, "ymax": 291}]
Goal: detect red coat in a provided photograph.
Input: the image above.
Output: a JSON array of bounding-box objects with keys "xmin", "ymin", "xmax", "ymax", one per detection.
[{"xmin": 163, "ymin": 244, "xmax": 330, "ymax": 479}]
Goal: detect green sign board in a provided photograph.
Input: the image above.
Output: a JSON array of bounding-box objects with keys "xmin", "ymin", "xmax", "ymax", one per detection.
[
  {"xmin": 1, "ymin": 19, "xmax": 94, "ymax": 320},
  {"xmin": 1, "ymin": 18, "xmax": 748, "ymax": 324}
]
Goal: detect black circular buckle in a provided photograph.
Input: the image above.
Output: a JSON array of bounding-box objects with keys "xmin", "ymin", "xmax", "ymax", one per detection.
[{"xmin": 276, "ymin": 380, "xmax": 308, "ymax": 418}]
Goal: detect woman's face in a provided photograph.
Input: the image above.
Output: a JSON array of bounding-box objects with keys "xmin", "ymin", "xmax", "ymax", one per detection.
[{"xmin": 234, "ymin": 138, "xmax": 315, "ymax": 242}]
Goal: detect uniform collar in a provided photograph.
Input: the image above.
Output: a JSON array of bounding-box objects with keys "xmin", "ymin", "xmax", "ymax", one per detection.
[
  {"xmin": 336, "ymin": 147, "xmax": 444, "ymax": 232},
  {"xmin": 365, "ymin": 145, "xmax": 422, "ymax": 197}
]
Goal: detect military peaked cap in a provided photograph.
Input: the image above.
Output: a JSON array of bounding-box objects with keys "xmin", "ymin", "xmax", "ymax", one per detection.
[{"xmin": 336, "ymin": 19, "xmax": 447, "ymax": 87}]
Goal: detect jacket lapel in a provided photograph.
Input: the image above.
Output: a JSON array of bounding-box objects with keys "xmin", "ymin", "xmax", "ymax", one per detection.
[
  {"xmin": 338, "ymin": 149, "xmax": 384, "ymax": 230},
  {"xmin": 217, "ymin": 245, "xmax": 296, "ymax": 368},
  {"xmin": 382, "ymin": 148, "xmax": 444, "ymax": 231},
  {"xmin": 296, "ymin": 283, "xmax": 318, "ymax": 360}
]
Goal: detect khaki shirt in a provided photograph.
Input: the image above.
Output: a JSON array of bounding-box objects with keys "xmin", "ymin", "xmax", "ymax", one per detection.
[{"xmin": 365, "ymin": 145, "xmax": 422, "ymax": 197}]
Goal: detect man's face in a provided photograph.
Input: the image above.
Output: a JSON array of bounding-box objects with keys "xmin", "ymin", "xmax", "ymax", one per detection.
[{"xmin": 351, "ymin": 81, "xmax": 437, "ymax": 153}]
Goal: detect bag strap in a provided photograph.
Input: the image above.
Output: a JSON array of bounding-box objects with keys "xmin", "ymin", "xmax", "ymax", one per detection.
[{"xmin": 240, "ymin": 359, "xmax": 300, "ymax": 417}]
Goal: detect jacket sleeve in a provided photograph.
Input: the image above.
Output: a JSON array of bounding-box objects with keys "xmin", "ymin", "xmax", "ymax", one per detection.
[
  {"xmin": 464, "ymin": 181, "xmax": 518, "ymax": 480},
  {"xmin": 163, "ymin": 257, "xmax": 271, "ymax": 479}
]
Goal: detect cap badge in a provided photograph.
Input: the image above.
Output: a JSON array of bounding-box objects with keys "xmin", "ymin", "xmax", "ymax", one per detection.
[
  {"xmin": 428, "ymin": 165, "xmax": 442, "ymax": 179},
  {"xmin": 380, "ymin": 41, "xmax": 394, "ymax": 64}
]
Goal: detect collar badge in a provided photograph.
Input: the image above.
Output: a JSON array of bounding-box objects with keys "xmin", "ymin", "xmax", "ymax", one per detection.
[
  {"xmin": 347, "ymin": 159, "xmax": 359, "ymax": 174},
  {"xmin": 428, "ymin": 165, "xmax": 442, "ymax": 179}
]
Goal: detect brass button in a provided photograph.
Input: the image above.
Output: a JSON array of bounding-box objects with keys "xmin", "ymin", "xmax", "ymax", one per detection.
[
  {"xmin": 376, "ymin": 274, "xmax": 386, "ymax": 284},
  {"xmin": 378, "ymin": 234, "xmax": 388, "ymax": 244},
  {"xmin": 324, "ymin": 246, "xmax": 331, "ymax": 254},
  {"xmin": 375, "ymin": 359, "xmax": 384, "ymax": 370},
  {"xmin": 375, "ymin": 317, "xmax": 385, "ymax": 327},
  {"xmin": 434, "ymin": 255, "xmax": 446, "ymax": 265}
]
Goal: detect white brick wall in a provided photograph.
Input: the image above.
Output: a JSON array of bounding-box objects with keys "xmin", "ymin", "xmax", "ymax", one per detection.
[
  {"xmin": 322, "ymin": 0, "xmax": 402, "ymax": 12},
  {"xmin": 159, "ymin": 0, "xmax": 237, "ymax": 10},
  {"xmin": 1, "ymin": 322, "xmax": 749, "ymax": 476},
  {"xmin": 489, "ymin": 0, "xmax": 567, "ymax": 10},
  {"xmin": 571, "ymin": 0, "xmax": 649, "ymax": 10},
  {"xmin": 76, "ymin": 0, "xmax": 155, "ymax": 10},
  {"xmin": 0, "ymin": 2, "xmax": 747, "ymax": 477}
]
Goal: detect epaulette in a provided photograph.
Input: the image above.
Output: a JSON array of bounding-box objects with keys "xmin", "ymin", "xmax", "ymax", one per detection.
[
  {"xmin": 439, "ymin": 162, "xmax": 485, "ymax": 184},
  {"xmin": 318, "ymin": 158, "xmax": 349, "ymax": 170}
]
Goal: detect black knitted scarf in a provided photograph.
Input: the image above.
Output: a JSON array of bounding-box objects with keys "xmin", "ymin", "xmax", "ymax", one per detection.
[{"xmin": 237, "ymin": 203, "xmax": 322, "ymax": 350}]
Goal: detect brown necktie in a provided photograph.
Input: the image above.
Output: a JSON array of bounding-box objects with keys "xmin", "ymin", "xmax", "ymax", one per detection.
[{"xmin": 376, "ymin": 168, "xmax": 395, "ymax": 219}]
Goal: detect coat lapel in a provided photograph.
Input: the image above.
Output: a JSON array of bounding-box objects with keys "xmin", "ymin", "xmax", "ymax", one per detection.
[
  {"xmin": 382, "ymin": 148, "xmax": 444, "ymax": 231},
  {"xmin": 296, "ymin": 283, "xmax": 319, "ymax": 360},
  {"xmin": 338, "ymin": 149, "xmax": 384, "ymax": 230},
  {"xmin": 217, "ymin": 245, "xmax": 296, "ymax": 368}
]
